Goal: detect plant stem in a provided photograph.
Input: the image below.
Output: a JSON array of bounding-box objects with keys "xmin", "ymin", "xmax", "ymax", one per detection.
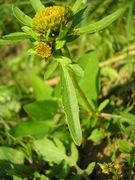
[
  {"xmin": 74, "ymin": 164, "xmax": 83, "ymax": 174},
  {"xmin": 97, "ymin": 112, "xmax": 121, "ymax": 119},
  {"xmin": 70, "ymin": 71, "xmax": 95, "ymax": 116},
  {"xmin": 0, "ymin": 118, "xmax": 10, "ymax": 130},
  {"xmin": 99, "ymin": 46, "xmax": 135, "ymax": 67}
]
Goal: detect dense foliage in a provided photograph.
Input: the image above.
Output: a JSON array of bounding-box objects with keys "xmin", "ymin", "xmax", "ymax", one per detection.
[{"xmin": 0, "ymin": 0, "xmax": 135, "ymax": 179}]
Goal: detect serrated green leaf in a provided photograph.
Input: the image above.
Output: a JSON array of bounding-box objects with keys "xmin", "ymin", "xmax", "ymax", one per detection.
[
  {"xmin": 30, "ymin": 0, "xmax": 44, "ymax": 12},
  {"xmin": 61, "ymin": 66, "xmax": 82, "ymax": 146},
  {"xmin": 74, "ymin": 7, "xmax": 126, "ymax": 35},
  {"xmin": 13, "ymin": 6, "xmax": 32, "ymax": 27},
  {"xmin": 53, "ymin": 138, "xmax": 66, "ymax": 154},
  {"xmin": 0, "ymin": 147, "xmax": 24, "ymax": 164},
  {"xmin": 2, "ymin": 32, "xmax": 30, "ymax": 40},
  {"xmin": 34, "ymin": 138, "xmax": 78, "ymax": 166}
]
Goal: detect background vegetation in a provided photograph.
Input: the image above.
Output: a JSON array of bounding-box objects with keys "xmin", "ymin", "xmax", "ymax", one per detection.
[{"xmin": 0, "ymin": 0, "xmax": 135, "ymax": 179}]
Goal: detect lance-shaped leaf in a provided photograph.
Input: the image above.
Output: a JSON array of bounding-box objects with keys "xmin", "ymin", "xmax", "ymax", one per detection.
[
  {"xmin": 72, "ymin": 0, "xmax": 83, "ymax": 14},
  {"xmin": 61, "ymin": 66, "xmax": 82, "ymax": 146},
  {"xmin": 120, "ymin": 112, "xmax": 135, "ymax": 125},
  {"xmin": 71, "ymin": 6, "xmax": 87, "ymax": 29},
  {"xmin": 44, "ymin": 61, "xmax": 58, "ymax": 80},
  {"xmin": 30, "ymin": 0, "xmax": 44, "ymax": 12},
  {"xmin": 22, "ymin": 26, "xmax": 39, "ymax": 40},
  {"xmin": 2, "ymin": 32, "xmax": 30, "ymax": 41},
  {"xmin": 13, "ymin": 6, "xmax": 32, "ymax": 27},
  {"xmin": 34, "ymin": 138, "xmax": 78, "ymax": 166},
  {"xmin": 0, "ymin": 39, "xmax": 20, "ymax": 45},
  {"xmin": 74, "ymin": 7, "xmax": 126, "ymax": 35}
]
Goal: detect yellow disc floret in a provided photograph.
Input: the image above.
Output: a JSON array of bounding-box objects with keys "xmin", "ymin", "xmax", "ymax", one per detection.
[
  {"xmin": 32, "ymin": 6, "xmax": 68, "ymax": 34},
  {"xmin": 35, "ymin": 42, "xmax": 52, "ymax": 58}
]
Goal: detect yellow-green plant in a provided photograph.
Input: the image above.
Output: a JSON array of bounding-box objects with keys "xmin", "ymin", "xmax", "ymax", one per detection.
[{"xmin": 0, "ymin": 0, "xmax": 128, "ymax": 146}]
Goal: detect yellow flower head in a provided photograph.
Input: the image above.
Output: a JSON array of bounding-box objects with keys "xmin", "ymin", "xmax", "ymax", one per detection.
[
  {"xmin": 35, "ymin": 42, "xmax": 52, "ymax": 58},
  {"xmin": 32, "ymin": 6, "xmax": 68, "ymax": 34}
]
